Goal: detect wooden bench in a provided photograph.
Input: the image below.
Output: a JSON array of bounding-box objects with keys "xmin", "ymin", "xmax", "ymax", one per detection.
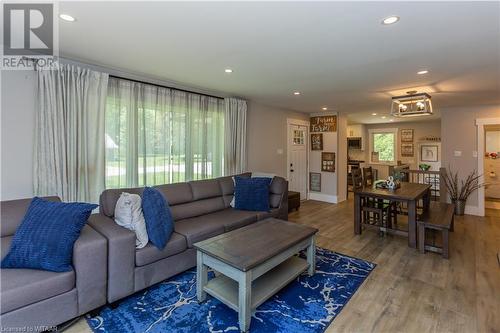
[{"xmin": 417, "ymin": 202, "xmax": 455, "ymax": 259}]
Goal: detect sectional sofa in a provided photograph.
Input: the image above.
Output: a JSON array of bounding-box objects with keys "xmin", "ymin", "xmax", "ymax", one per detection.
[
  {"xmin": 0, "ymin": 197, "xmax": 107, "ymax": 328},
  {"xmin": 0, "ymin": 173, "xmax": 288, "ymax": 328},
  {"xmin": 90, "ymin": 173, "xmax": 288, "ymax": 303}
]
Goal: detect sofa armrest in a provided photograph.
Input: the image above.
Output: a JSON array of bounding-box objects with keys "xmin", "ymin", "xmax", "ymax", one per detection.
[
  {"xmin": 73, "ymin": 225, "xmax": 107, "ymax": 314},
  {"xmin": 277, "ymin": 181, "xmax": 289, "ymax": 220},
  {"xmin": 269, "ymin": 176, "xmax": 289, "ymax": 220},
  {"xmin": 87, "ymin": 214, "xmax": 136, "ymax": 303}
]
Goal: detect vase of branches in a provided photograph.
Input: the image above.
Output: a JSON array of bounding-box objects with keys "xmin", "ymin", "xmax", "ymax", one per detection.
[{"xmin": 442, "ymin": 168, "xmax": 484, "ymax": 215}]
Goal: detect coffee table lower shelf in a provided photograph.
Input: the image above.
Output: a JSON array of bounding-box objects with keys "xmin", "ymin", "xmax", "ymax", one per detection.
[{"xmin": 203, "ymin": 256, "xmax": 308, "ymax": 312}]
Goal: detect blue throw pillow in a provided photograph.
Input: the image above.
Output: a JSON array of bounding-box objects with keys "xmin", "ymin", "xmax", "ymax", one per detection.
[
  {"xmin": 234, "ymin": 176, "xmax": 272, "ymax": 212},
  {"xmin": 142, "ymin": 187, "xmax": 174, "ymax": 250},
  {"xmin": 1, "ymin": 197, "xmax": 98, "ymax": 272}
]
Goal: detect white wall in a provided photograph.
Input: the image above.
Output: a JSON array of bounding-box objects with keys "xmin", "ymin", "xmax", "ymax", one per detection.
[
  {"xmin": 0, "ymin": 70, "xmax": 310, "ymax": 200},
  {"xmin": 246, "ymin": 101, "xmax": 309, "ymax": 177},
  {"xmin": 337, "ymin": 114, "xmax": 348, "ymax": 202},
  {"xmin": 1, "ymin": 70, "xmax": 36, "ymax": 200},
  {"xmin": 308, "ymin": 112, "xmax": 339, "ymax": 202},
  {"xmin": 350, "ymin": 120, "xmax": 441, "ymax": 167},
  {"xmin": 441, "ymin": 104, "xmax": 500, "ymax": 213}
]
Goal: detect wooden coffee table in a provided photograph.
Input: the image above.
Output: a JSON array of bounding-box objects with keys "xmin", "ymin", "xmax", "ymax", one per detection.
[{"xmin": 194, "ymin": 218, "xmax": 318, "ymax": 332}]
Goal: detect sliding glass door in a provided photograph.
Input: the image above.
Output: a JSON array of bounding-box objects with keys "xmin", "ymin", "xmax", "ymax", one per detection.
[{"xmin": 105, "ymin": 77, "xmax": 224, "ymax": 188}]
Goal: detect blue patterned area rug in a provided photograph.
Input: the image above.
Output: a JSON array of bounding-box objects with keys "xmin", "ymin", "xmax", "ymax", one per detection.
[{"xmin": 86, "ymin": 248, "xmax": 375, "ymax": 333}]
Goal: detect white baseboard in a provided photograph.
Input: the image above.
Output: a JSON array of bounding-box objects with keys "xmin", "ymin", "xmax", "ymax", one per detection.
[
  {"xmin": 308, "ymin": 192, "xmax": 337, "ymax": 203},
  {"xmin": 465, "ymin": 205, "xmax": 481, "ymax": 216}
]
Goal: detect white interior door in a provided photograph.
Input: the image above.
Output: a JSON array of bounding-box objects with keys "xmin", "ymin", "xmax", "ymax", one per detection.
[{"xmin": 288, "ymin": 123, "xmax": 308, "ymax": 200}]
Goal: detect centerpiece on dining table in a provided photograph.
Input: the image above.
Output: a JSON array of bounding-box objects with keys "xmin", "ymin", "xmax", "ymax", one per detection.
[{"xmin": 375, "ymin": 171, "xmax": 404, "ymax": 191}]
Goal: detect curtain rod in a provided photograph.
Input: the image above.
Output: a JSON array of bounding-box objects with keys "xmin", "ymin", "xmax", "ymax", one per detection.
[
  {"xmin": 22, "ymin": 56, "xmax": 224, "ymax": 100},
  {"xmin": 109, "ymin": 75, "xmax": 224, "ymax": 100}
]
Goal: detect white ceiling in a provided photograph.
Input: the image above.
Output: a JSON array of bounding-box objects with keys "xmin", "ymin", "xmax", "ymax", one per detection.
[{"xmin": 58, "ymin": 1, "xmax": 500, "ymax": 124}]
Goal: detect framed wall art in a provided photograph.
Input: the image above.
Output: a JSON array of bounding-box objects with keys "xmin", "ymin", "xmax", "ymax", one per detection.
[
  {"xmin": 310, "ymin": 115, "xmax": 337, "ymax": 132},
  {"xmin": 400, "ymin": 129, "xmax": 414, "ymax": 142},
  {"xmin": 420, "ymin": 144, "xmax": 439, "ymax": 162},
  {"xmin": 309, "ymin": 172, "xmax": 321, "ymax": 192},
  {"xmin": 311, "ymin": 133, "xmax": 323, "ymax": 151},
  {"xmin": 321, "ymin": 152, "xmax": 335, "ymax": 172},
  {"xmin": 401, "ymin": 143, "xmax": 414, "ymax": 157}
]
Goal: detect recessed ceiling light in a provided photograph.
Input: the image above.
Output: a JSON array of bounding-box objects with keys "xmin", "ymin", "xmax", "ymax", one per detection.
[
  {"xmin": 322, "ymin": 107, "xmax": 328, "ymax": 110},
  {"xmin": 293, "ymin": 91, "xmax": 301, "ymax": 95},
  {"xmin": 382, "ymin": 16, "xmax": 399, "ymax": 25},
  {"xmin": 389, "ymin": 119, "xmax": 394, "ymax": 122},
  {"xmin": 417, "ymin": 70, "xmax": 429, "ymax": 75},
  {"xmin": 372, "ymin": 113, "xmax": 377, "ymax": 116},
  {"xmin": 59, "ymin": 14, "xmax": 76, "ymax": 22},
  {"xmin": 381, "ymin": 116, "xmax": 387, "ymax": 119},
  {"xmin": 224, "ymin": 68, "xmax": 233, "ymax": 73}
]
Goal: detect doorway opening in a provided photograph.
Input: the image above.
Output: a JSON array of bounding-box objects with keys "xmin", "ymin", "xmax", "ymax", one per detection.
[
  {"xmin": 476, "ymin": 118, "xmax": 500, "ymax": 216},
  {"xmin": 484, "ymin": 125, "xmax": 500, "ymax": 211}
]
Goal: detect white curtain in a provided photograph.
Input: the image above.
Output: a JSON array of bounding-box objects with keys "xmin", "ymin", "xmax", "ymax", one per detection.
[
  {"xmin": 34, "ymin": 64, "xmax": 109, "ymax": 202},
  {"xmin": 224, "ymin": 97, "xmax": 247, "ymax": 175},
  {"xmin": 105, "ymin": 77, "xmax": 224, "ymax": 188}
]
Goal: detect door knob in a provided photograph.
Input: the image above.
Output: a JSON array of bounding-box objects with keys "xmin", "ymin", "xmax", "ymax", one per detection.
[{"xmin": 290, "ymin": 169, "xmax": 294, "ymax": 172}]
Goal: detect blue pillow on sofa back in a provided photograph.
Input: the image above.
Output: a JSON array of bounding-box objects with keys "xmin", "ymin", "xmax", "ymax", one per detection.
[
  {"xmin": 234, "ymin": 176, "xmax": 272, "ymax": 211},
  {"xmin": 142, "ymin": 187, "xmax": 174, "ymax": 250},
  {"xmin": 1, "ymin": 197, "xmax": 98, "ymax": 272}
]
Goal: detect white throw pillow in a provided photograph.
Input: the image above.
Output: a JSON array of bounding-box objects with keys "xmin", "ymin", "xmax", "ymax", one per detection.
[
  {"xmin": 230, "ymin": 177, "xmax": 236, "ymax": 207},
  {"xmin": 114, "ymin": 192, "xmax": 149, "ymax": 249},
  {"xmin": 251, "ymin": 172, "xmax": 276, "ymax": 179}
]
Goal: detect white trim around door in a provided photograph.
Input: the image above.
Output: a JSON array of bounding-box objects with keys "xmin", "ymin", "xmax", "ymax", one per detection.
[
  {"xmin": 476, "ymin": 117, "xmax": 500, "ymax": 217},
  {"xmin": 308, "ymin": 192, "xmax": 338, "ymax": 203}
]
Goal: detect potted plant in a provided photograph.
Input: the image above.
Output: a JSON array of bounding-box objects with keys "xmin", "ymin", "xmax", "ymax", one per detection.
[
  {"xmin": 442, "ymin": 168, "xmax": 484, "ymax": 215},
  {"xmin": 419, "ymin": 163, "xmax": 431, "ymax": 171}
]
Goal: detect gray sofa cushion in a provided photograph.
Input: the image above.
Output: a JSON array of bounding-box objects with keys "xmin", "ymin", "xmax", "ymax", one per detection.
[
  {"xmin": 218, "ymin": 176, "xmax": 235, "ymax": 196},
  {"xmin": 189, "ymin": 179, "xmax": 222, "ymax": 200},
  {"xmin": 174, "ymin": 215, "xmax": 226, "ymax": 248},
  {"xmin": 154, "ymin": 182, "xmax": 193, "ymax": 205},
  {"xmin": 170, "ymin": 197, "xmax": 225, "ymax": 221},
  {"xmin": 269, "ymin": 177, "xmax": 287, "ymax": 208},
  {"xmin": 218, "ymin": 176, "xmax": 235, "ymax": 207},
  {"xmin": 0, "ymin": 196, "xmax": 60, "ymax": 237},
  {"xmin": 1, "ymin": 268, "xmax": 75, "ymax": 314},
  {"xmin": 100, "ymin": 187, "xmax": 144, "ymax": 217},
  {"xmin": 1, "ymin": 236, "xmax": 12, "ymax": 261},
  {"xmin": 135, "ymin": 232, "xmax": 187, "ymax": 267},
  {"xmin": 0, "ymin": 289, "xmax": 77, "ymax": 328},
  {"xmin": 217, "ymin": 209, "xmax": 259, "ymax": 232},
  {"xmin": 175, "ymin": 208, "xmax": 260, "ymax": 246},
  {"xmin": 256, "ymin": 209, "xmax": 280, "ymax": 221}
]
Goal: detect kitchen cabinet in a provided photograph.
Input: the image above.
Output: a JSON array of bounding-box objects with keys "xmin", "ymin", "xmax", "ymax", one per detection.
[{"xmin": 347, "ymin": 124, "xmax": 366, "ymax": 150}]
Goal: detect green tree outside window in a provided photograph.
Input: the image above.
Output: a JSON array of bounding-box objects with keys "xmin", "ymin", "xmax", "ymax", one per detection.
[{"xmin": 373, "ymin": 133, "xmax": 395, "ymax": 162}]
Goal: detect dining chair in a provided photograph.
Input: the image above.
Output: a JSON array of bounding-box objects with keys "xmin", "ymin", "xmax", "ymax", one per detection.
[
  {"xmin": 362, "ymin": 166, "xmax": 374, "ymax": 186},
  {"xmin": 351, "ymin": 168, "xmax": 364, "ymax": 189},
  {"xmin": 352, "ymin": 168, "xmax": 394, "ymax": 235}
]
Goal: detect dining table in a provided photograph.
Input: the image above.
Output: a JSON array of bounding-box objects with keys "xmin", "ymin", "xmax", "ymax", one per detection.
[{"xmin": 354, "ymin": 182, "xmax": 432, "ymax": 248}]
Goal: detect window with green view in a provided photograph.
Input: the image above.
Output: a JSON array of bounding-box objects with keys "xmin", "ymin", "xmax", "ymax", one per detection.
[
  {"xmin": 372, "ymin": 132, "xmax": 395, "ymax": 162},
  {"xmin": 105, "ymin": 77, "xmax": 224, "ymax": 189}
]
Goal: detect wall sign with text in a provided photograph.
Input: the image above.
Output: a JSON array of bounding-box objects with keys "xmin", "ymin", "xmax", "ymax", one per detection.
[
  {"xmin": 311, "ymin": 133, "xmax": 323, "ymax": 150},
  {"xmin": 310, "ymin": 116, "xmax": 337, "ymax": 132}
]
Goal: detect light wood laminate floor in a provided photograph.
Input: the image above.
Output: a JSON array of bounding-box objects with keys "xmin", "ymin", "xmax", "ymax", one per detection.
[
  {"xmin": 68, "ymin": 199, "xmax": 500, "ymax": 333},
  {"xmin": 289, "ymin": 199, "xmax": 500, "ymax": 333}
]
